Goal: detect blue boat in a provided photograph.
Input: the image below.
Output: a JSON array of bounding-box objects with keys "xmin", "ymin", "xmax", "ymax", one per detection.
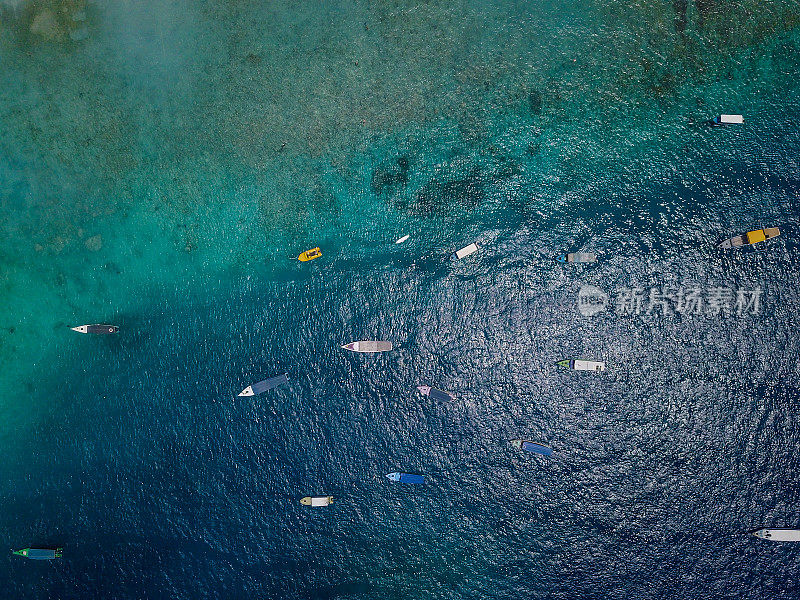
[
  {"xmin": 386, "ymin": 472, "xmax": 425, "ymax": 484},
  {"xmin": 417, "ymin": 385, "xmax": 454, "ymax": 401},
  {"xmin": 238, "ymin": 374, "xmax": 289, "ymax": 397},
  {"xmin": 510, "ymin": 439, "xmax": 553, "ymax": 457}
]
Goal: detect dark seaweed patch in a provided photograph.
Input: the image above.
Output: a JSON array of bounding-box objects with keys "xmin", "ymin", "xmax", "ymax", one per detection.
[
  {"xmin": 410, "ymin": 167, "xmax": 484, "ymax": 215},
  {"xmin": 371, "ymin": 156, "xmax": 410, "ymax": 196},
  {"xmin": 528, "ymin": 89, "xmax": 542, "ymax": 115}
]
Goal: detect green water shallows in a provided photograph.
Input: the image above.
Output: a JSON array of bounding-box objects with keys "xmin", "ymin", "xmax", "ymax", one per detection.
[{"xmin": 0, "ymin": 0, "xmax": 798, "ymax": 437}]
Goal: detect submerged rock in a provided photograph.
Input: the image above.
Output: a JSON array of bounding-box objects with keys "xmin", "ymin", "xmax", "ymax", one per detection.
[
  {"xmin": 30, "ymin": 9, "xmax": 61, "ymax": 40},
  {"xmin": 84, "ymin": 234, "xmax": 102, "ymax": 252},
  {"xmin": 69, "ymin": 25, "xmax": 88, "ymax": 41}
]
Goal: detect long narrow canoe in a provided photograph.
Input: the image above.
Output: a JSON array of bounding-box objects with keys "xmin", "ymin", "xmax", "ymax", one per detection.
[
  {"xmin": 557, "ymin": 359, "xmax": 605, "ymax": 372},
  {"xmin": 718, "ymin": 228, "xmax": 780, "ymax": 249},
  {"xmin": 752, "ymin": 529, "xmax": 800, "ymax": 542},
  {"xmin": 386, "ymin": 472, "xmax": 425, "ymax": 484},
  {"xmin": 238, "ymin": 374, "xmax": 289, "ymax": 397},
  {"xmin": 510, "ymin": 439, "xmax": 553, "ymax": 457},
  {"xmin": 12, "ymin": 548, "xmax": 62, "ymax": 560},
  {"xmin": 452, "ymin": 243, "xmax": 479, "ymax": 260},
  {"xmin": 300, "ymin": 496, "xmax": 333, "ymax": 507},
  {"xmin": 556, "ymin": 252, "xmax": 596, "ymax": 263},
  {"xmin": 71, "ymin": 324, "xmax": 119, "ymax": 334},
  {"xmin": 341, "ymin": 341, "xmax": 393, "ymax": 353},
  {"xmin": 417, "ymin": 385, "xmax": 454, "ymax": 401}
]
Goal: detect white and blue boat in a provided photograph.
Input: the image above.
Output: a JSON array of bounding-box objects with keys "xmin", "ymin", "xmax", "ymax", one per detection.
[
  {"xmin": 511, "ymin": 439, "xmax": 553, "ymax": 457},
  {"xmin": 387, "ymin": 472, "xmax": 425, "ymax": 484},
  {"xmin": 238, "ymin": 374, "xmax": 289, "ymax": 397},
  {"xmin": 417, "ymin": 385, "xmax": 454, "ymax": 401},
  {"xmin": 556, "ymin": 252, "xmax": 596, "ymax": 263},
  {"xmin": 709, "ymin": 114, "xmax": 744, "ymax": 126}
]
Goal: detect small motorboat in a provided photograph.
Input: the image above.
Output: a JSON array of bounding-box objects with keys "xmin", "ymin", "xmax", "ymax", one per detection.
[
  {"xmin": 556, "ymin": 252, "xmax": 596, "ymax": 263},
  {"xmin": 386, "ymin": 472, "xmax": 425, "ymax": 484},
  {"xmin": 451, "ymin": 243, "xmax": 478, "ymax": 260},
  {"xmin": 708, "ymin": 114, "xmax": 744, "ymax": 126},
  {"xmin": 557, "ymin": 359, "xmax": 605, "ymax": 372},
  {"xmin": 751, "ymin": 528, "xmax": 800, "ymax": 542},
  {"xmin": 238, "ymin": 374, "xmax": 289, "ymax": 397},
  {"xmin": 718, "ymin": 228, "xmax": 780, "ymax": 249},
  {"xmin": 12, "ymin": 547, "xmax": 63, "ymax": 560},
  {"xmin": 300, "ymin": 496, "xmax": 333, "ymax": 507},
  {"xmin": 417, "ymin": 385, "xmax": 454, "ymax": 401},
  {"xmin": 341, "ymin": 341, "xmax": 393, "ymax": 353},
  {"xmin": 71, "ymin": 324, "xmax": 119, "ymax": 334},
  {"xmin": 298, "ymin": 247, "xmax": 322, "ymax": 261},
  {"xmin": 395, "ymin": 235, "xmax": 410, "ymax": 244},
  {"xmin": 510, "ymin": 439, "xmax": 553, "ymax": 457}
]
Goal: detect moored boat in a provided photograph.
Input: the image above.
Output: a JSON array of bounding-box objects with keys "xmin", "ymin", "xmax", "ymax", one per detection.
[
  {"xmin": 300, "ymin": 496, "xmax": 333, "ymax": 507},
  {"xmin": 341, "ymin": 341, "xmax": 393, "ymax": 353},
  {"xmin": 238, "ymin": 374, "xmax": 289, "ymax": 397},
  {"xmin": 557, "ymin": 359, "xmax": 605, "ymax": 372},
  {"xmin": 298, "ymin": 247, "xmax": 322, "ymax": 262},
  {"xmin": 556, "ymin": 252, "xmax": 596, "ymax": 263},
  {"xmin": 751, "ymin": 528, "xmax": 800, "ymax": 542},
  {"xmin": 718, "ymin": 227, "xmax": 780, "ymax": 249},
  {"xmin": 12, "ymin": 547, "xmax": 63, "ymax": 560},
  {"xmin": 451, "ymin": 243, "xmax": 479, "ymax": 260},
  {"xmin": 510, "ymin": 439, "xmax": 553, "ymax": 457},
  {"xmin": 417, "ymin": 385, "xmax": 454, "ymax": 401},
  {"xmin": 71, "ymin": 324, "xmax": 119, "ymax": 334},
  {"xmin": 709, "ymin": 114, "xmax": 744, "ymax": 126},
  {"xmin": 386, "ymin": 472, "xmax": 425, "ymax": 484}
]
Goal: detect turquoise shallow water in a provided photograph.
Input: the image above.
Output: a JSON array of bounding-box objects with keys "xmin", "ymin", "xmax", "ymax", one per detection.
[{"xmin": 1, "ymin": 0, "xmax": 800, "ymax": 597}]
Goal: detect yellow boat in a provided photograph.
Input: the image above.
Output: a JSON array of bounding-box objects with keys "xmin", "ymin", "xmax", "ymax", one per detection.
[
  {"xmin": 298, "ymin": 247, "xmax": 322, "ymax": 262},
  {"xmin": 718, "ymin": 228, "xmax": 780, "ymax": 249}
]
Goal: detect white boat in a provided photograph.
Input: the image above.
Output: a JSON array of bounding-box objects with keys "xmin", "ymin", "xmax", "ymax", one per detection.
[
  {"xmin": 714, "ymin": 114, "xmax": 744, "ymax": 125},
  {"xmin": 558, "ymin": 359, "xmax": 605, "ymax": 372},
  {"xmin": 300, "ymin": 496, "xmax": 333, "ymax": 507},
  {"xmin": 752, "ymin": 528, "xmax": 800, "ymax": 542},
  {"xmin": 452, "ymin": 243, "xmax": 478, "ymax": 260},
  {"xmin": 341, "ymin": 341, "xmax": 393, "ymax": 353},
  {"xmin": 395, "ymin": 235, "xmax": 410, "ymax": 244}
]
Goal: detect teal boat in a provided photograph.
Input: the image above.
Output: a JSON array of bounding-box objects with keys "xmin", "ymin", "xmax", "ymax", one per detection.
[{"xmin": 12, "ymin": 547, "xmax": 62, "ymax": 560}]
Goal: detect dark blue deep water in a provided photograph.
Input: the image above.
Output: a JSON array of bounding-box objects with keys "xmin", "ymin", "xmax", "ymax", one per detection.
[{"xmin": 1, "ymin": 1, "xmax": 800, "ymax": 598}]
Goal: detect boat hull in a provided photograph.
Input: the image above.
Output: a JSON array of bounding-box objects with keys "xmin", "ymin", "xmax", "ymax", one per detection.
[
  {"xmin": 511, "ymin": 439, "xmax": 553, "ymax": 457},
  {"xmin": 417, "ymin": 385, "xmax": 453, "ymax": 401},
  {"xmin": 452, "ymin": 243, "xmax": 478, "ymax": 260},
  {"xmin": 752, "ymin": 528, "xmax": 800, "ymax": 542},
  {"xmin": 718, "ymin": 228, "xmax": 780, "ymax": 249},
  {"xmin": 386, "ymin": 472, "xmax": 425, "ymax": 484},
  {"xmin": 13, "ymin": 548, "xmax": 62, "ymax": 560},
  {"xmin": 558, "ymin": 359, "xmax": 605, "ymax": 372},
  {"xmin": 300, "ymin": 496, "xmax": 333, "ymax": 507},
  {"xmin": 238, "ymin": 374, "xmax": 289, "ymax": 396},
  {"xmin": 342, "ymin": 341, "xmax": 393, "ymax": 353},
  {"xmin": 298, "ymin": 247, "xmax": 322, "ymax": 261},
  {"xmin": 71, "ymin": 324, "xmax": 119, "ymax": 334}
]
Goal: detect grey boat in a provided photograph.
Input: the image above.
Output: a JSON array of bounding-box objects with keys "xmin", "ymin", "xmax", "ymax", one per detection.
[{"xmin": 238, "ymin": 374, "xmax": 289, "ymax": 397}]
